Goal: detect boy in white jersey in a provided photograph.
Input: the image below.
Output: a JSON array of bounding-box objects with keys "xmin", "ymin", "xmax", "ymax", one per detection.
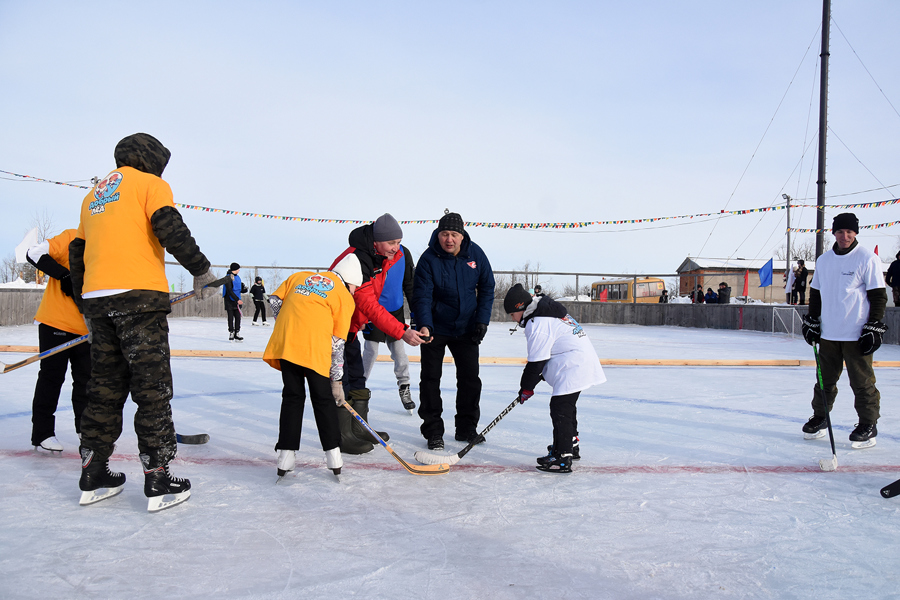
[
  {"xmin": 800, "ymin": 213, "xmax": 888, "ymax": 447},
  {"xmin": 503, "ymin": 284, "xmax": 606, "ymax": 473}
]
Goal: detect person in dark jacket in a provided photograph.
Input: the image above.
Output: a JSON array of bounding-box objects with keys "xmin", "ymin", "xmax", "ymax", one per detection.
[
  {"xmin": 412, "ymin": 210, "xmax": 495, "ymax": 450},
  {"xmin": 717, "ymin": 282, "xmax": 731, "ymax": 304},
  {"xmin": 887, "ymin": 253, "xmax": 900, "ymax": 306},
  {"xmin": 223, "ymin": 263, "xmax": 246, "ymax": 341},
  {"xmin": 794, "ymin": 260, "xmax": 809, "ymax": 305},
  {"xmin": 250, "ymin": 276, "xmax": 268, "ymax": 326},
  {"xmin": 704, "ymin": 288, "xmax": 718, "ymax": 304},
  {"xmin": 658, "ymin": 289, "xmax": 668, "ymax": 303}
]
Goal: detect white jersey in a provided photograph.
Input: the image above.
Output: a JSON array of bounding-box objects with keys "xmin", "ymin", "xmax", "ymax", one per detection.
[
  {"xmin": 810, "ymin": 244, "xmax": 885, "ymax": 341},
  {"xmin": 524, "ymin": 314, "xmax": 606, "ymax": 396}
]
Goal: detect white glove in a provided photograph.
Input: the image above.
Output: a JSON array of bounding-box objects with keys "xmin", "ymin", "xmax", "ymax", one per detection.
[
  {"xmin": 331, "ymin": 380, "xmax": 346, "ymax": 406},
  {"xmin": 193, "ymin": 270, "xmax": 218, "ymax": 300}
]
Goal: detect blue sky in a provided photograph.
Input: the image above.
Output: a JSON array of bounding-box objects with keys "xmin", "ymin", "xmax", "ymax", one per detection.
[{"xmin": 2, "ymin": 1, "xmax": 898, "ymax": 280}]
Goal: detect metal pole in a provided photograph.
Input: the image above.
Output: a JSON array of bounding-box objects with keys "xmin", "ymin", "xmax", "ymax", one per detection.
[{"xmin": 815, "ymin": 0, "xmax": 831, "ymax": 259}]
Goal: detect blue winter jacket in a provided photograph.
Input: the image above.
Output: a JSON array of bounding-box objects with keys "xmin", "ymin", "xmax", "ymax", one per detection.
[{"xmin": 412, "ymin": 229, "xmax": 495, "ymax": 338}]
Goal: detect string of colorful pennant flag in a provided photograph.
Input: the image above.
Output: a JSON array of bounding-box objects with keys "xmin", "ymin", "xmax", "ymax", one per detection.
[{"xmin": 3, "ymin": 168, "xmax": 899, "ymax": 230}]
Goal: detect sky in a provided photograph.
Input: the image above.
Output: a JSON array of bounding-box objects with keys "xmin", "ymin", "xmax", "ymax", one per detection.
[{"xmin": 2, "ymin": 1, "xmax": 899, "ymax": 283}]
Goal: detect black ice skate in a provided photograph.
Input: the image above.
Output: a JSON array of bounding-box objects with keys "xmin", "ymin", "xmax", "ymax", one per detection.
[
  {"xmin": 536, "ymin": 453, "xmax": 573, "ymax": 474},
  {"xmin": 140, "ymin": 450, "xmax": 191, "ymax": 512},
  {"xmin": 540, "ymin": 436, "xmax": 581, "ymax": 463},
  {"xmin": 849, "ymin": 423, "xmax": 877, "ymax": 449},
  {"xmin": 399, "ymin": 384, "xmax": 415, "ymax": 414},
  {"xmin": 233, "ymin": 332, "xmax": 243, "ymax": 342},
  {"xmin": 802, "ymin": 415, "xmax": 828, "ymax": 440},
  {"xmin": 79, "ymin": 447, "xmax": 126, "ymax": 506},
  {"xmin": 427, "ymin": 435, "xmax": 444, "ymax": 451}
]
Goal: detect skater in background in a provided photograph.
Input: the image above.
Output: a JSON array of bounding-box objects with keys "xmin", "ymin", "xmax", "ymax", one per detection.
[
  {"xmin": 412, "ymin": 210, "xmax": 495, "ymax": 450},
  {"xmin": 263, "ymin": 254, "xmax": 362, "ymax": 479},
  {"xmin": 223, "ymin": 262, "xmax": 246, "ymax": 341},
  {"xmin": 533, "ymin": 284, "xmax": 544, "ymax": 297},
  {"xmin": 330, "ymin": 213, "xmax": 429, "ymax": 455},
  {"xmin": 250, "ymin": 276, "xmax": 268, "ymax": 326},
  {"xmin": 800, "ymin": 213, "xmax": 887, "ymax": 448},
  {"xmin": 26, "ymin": 228, "xmax": 90, "ymax": 453},
  {"xmin": 503, "ymin": 283, "xmax": 606, "ymax": 473},
  {"xmin": 69, "ymin": 132, "xmax": 218, "ymax": 511}
]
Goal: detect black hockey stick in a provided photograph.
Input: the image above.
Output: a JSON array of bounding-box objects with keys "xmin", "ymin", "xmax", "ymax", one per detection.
[
  {"xmin": 813, "ymin": 343, "xmax": 838, "ymax": 471},
  {"xmin": 880, "ymin": 478, "xmax": 900, "ymax": 499},
  {"xmin": 415, "ymin": 397, "xmax": 520, "ymax": 466},
  {"xmin": 340, "ymin": 401, "xmax": 450, "ymax": 475}
]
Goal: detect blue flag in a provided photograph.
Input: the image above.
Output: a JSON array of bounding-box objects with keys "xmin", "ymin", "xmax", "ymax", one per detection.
[{"xmin": 759, "ymin": 259, "xmax": 773, "ymax": 287}]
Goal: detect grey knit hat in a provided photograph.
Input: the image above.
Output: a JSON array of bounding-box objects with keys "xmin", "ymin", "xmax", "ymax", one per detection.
[{"xmin": 373, "ymin": 213, "xmax": 403, "ymax": 242}]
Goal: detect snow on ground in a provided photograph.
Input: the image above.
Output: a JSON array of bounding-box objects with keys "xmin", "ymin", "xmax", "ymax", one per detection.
[{"xmin": 1, "ymin": 318, "xmax": 899, "ymax": 599}]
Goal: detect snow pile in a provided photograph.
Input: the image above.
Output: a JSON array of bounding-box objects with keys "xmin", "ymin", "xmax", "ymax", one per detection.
[{"xmin": 0, "ymin": 277, "xmax": 44, "ymax": 289}]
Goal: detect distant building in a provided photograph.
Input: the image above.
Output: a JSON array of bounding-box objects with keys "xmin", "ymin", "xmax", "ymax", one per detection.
[{"xmin": 676, "ymin": 257, "xmax": 815, "ymax": 303}]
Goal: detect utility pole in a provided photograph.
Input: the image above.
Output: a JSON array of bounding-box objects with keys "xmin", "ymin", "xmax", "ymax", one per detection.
[
  {"xmin": 783, "ymin": 194, "xmax": 792, "ymax": 275},
  {"xmin": 815, "ymin": 0, "xmax": 831, "ymax": 258}
]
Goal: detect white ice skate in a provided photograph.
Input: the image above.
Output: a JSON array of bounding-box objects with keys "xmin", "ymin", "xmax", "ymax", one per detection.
[
  {"xmin": 35, "ymin": 436, "xmax": 63, "ymax": 453},
  {"xmin": 276, "ymin": 449, "xmax": 296, "ymax": 479},
  {"xmin": 325, "ymin": 447, "xmax": 343, "ymax": 479}
]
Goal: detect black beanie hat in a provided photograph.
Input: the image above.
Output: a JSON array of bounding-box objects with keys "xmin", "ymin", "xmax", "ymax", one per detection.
[
  {"xmin": 504, "ymin": 283, "xmax": 533, "ymax": 314},
  {"xmin": 438, "ymin": 210, "xmax": 465, "ymax": 234},
  {"xmin": 832, "ymin": 212, "xmax": 859, "ymax": 234},
  {"xmin": 230, "ymin": 262, "xmax": 240, "ymax": 271},
  {"xmin": 114, "ymin": 133, "xmax": 171, "ymax": 177}
]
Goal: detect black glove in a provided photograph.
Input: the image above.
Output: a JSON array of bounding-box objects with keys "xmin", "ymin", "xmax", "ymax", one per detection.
[
  {"xmin": 471, "ymin": 323, "xmax": 488, "ymax": 344},
  {"xmin": 859, "ymin": 320, "xmax": 887, "ymax": 356},
  {"xmin": 59, "ymin": 274, "xmax": 74, "ymax": 298},
  {"xmin": 801, "ymin": 314, "xmax": 820, "ymax": 346}
]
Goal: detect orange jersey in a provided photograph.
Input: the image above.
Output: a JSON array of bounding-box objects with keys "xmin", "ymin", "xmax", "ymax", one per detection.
[
  {"xmin": 33, "ymin": 229, "xmax": 88, "ymax": 335},
  {"xmin": 76, "ymin": 166, "xmax": 174, "ymax": 294},
  {"xmin": 263, "ymin": 271, "xmax": 355, "ymax": 377}
]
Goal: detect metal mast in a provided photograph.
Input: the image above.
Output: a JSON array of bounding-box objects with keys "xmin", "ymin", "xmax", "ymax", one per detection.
[{"xmin": 815, "ymin": 0, "xmax": 831, "ymax": 258}]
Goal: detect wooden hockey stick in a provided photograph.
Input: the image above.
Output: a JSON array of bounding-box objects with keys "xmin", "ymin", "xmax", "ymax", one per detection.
[
  {"xmin": 340, "ymin": 401, "xmax": 450, "ymax": 475},
  {"xmin": 1, "ymin": 275, "xmax": 230, "ymax": 375},
  {"xmin": 415, "ymin": 398, "xmax": 520, "ymax": 466}
]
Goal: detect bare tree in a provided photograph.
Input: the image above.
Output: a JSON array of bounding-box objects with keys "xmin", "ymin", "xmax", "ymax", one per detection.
[
  {"xmin": 1, "ymin": 253, "xmax": 17, "ymax": 283},
  {"xmin": 775, "ymin": 236, "xmax": 832, "ymax": 262},
  {"xmin": 30, "ymin": 209, "xmax": 57, "ymax": 243}
]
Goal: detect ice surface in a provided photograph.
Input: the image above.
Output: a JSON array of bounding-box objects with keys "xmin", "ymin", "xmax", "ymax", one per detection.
[{"xmin": 1, "ymin": 318, "xmax": 899, "ymax": 599}]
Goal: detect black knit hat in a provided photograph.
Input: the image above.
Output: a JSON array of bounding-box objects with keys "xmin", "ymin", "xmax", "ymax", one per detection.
[
  {"xmin": 438, "ymin": 210, "xmax": 465, "ymax": 234},
  {"xmin": 504, "ymin": 283, "xmax": 533, "ymax": 314},
  {"xmin": 832, "ymin": 212, "xmax": 859, "ymax": 234},
  {"xmin": 114, "ymin": 133, "xmax": 171, "ymax": 177},
  {"xmin": 230, "ymin": 262, "xmax": 240, "ymax": 271}
]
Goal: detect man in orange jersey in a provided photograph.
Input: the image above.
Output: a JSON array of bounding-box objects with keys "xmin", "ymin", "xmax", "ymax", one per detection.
[
  {"xmin": 263, "ymin": 254, "xmax": 362, "ymax": 480},
  {"xmin": 69, "ymin": 133, "xmax": 218, "ymax": 511},
  {"xmin": 26, "ymin": 228, "xmax": 90, "ymax": 453}
]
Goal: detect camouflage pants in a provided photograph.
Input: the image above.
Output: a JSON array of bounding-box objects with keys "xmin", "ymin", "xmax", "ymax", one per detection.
[
  {"xmin": 811, "ymin": 338, "xmax": 881, "ymax": 424},
  {"xmin": 80, "ymin": 310, "xmax": 176, "ymax": 461}
]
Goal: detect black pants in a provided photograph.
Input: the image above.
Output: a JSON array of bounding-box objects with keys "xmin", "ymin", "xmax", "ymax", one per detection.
[
  {"xmin": 550, "ymin": 392, "xmax": 580, "ymax": 455},
  {"xmin": 252, "ymin": 299, "xmax": 266, "ymax": 323},
  {"xmin": 276, "ymin": 360, "xmax": 340, "ymax": 452},
  {"xmin": 31, "ymin": 324, "xmax": 91, "ymax": 446},
  {"xmin": 341, "ymin": 332, "xmax": 367, "ymax": 393},
  {"xmin": 418, "ymin": 333, "xmax": 481, "ymax": 438},
  {"xmin": 226, "ymin": 306, "xmax": 242, "ymax": 333}
]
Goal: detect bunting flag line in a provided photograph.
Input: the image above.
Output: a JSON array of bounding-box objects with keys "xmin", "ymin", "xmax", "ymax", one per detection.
[{"xmin": 3, "ymin": 167, "xmax": 899, "ymax": 231}]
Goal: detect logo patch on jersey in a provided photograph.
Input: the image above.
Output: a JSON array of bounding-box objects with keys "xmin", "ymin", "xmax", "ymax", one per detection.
[
  {"xmin": 89, "ymin": 171, "xmax": 123, "ymax": 215},
  {"xmin": 561, "ymin": 315, "xmax": 585, "ymax": 337},
  {"xmin": 294, "ymin": 274, "xmax": 335, "ymax": 299},
  {"xmin": 467, "ymin": 261, "xmax": 477, "ymax": 269}
]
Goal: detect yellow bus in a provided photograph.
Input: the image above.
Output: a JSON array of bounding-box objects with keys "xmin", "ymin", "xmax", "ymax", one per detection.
[{"xmin": 590, "ymin": 278, "xmax": 666, "ymax": 303}]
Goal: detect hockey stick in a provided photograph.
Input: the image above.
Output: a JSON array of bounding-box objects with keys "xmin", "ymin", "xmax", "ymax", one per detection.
[
  {"xmin": 176, "ymin": 433, "xmax": 210, "ymax": 444},
  {"xmin": 340, "ymin": 401, "xmax": 450, "ymax": 475},
  {"xmin": 880, "ymin": 478, "xmax": 900, "ymax": 499},
  {"xmin": 813, "ymin": 343, "xmax": 838, "ymax": 472},
  {"xmin": 0, "ymin": 275, "xmax": 230, "ymax": 375},
  {"xmin": 414, "ymin": 398, "xmax": 520, "ymax": 466}
]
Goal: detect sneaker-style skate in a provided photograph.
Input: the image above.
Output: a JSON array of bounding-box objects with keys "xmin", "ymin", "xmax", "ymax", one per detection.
[
  {"xmin": 802, "ymin": 415, "xmax": 828, "ymax": 440},
  {"xmin": 536, "ymin": 453, "xmax": 573, "ymax": 474},
  {"xmin": 79, "ymin": 447, "xmax": 126, "ymax": 506},
  {"xmin": 35, "ymin": 436, "xmax": 63, "ymax": 453},
  {"xmin": 140, "ymin": 452, "xmax": 191, "ymax": 512},
  {"xmin": 849, "ymin": 423, "xmax": 877, "ymax": 449},
  {"xmin": 276, "ymin": 449, "xmax": 296, "ymax": 478},
  {"xmin": 325, "ymin": 447, "xmax": 343, "ymax": 478},
  {"xmin": 399, "ymin": 384, "xmax": 415, "ymax": 414}
]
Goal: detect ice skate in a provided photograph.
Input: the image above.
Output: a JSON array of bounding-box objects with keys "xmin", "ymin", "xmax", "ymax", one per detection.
[
  {"xmin": 35, "ymin": 436, "xmax": 63, "ymax": 453},
  {"xmin": 399, "ymin": 384, "xmax": 415, "ymax": 414},
  {"xmin": 276, "ymin": 449, "xmax": 296, "ymax": 479},
  {"xmin": 229, "ymin": 332, "xmax": 235, "ymax": 342},
  {"xmin": 140, "ymin": 450, "xmax": 191, "ymax": 512},
  {"xmin": 79, "ymin": 447, "xmax": 126, "ymax": 506},
  {"xmin": 427, "ymin": 435, "xmax": 444, "ymax": 451},
  {"xmin": 325, "ymin": 447, "xmax": 343, "ymax": 479},
  {"xmin": 251, "ymin": 321, "xmax": 260, "ymax": 326},
  {"xmin": 540, "ymin": 437, "xmax": 580, "ymax": 464},
  {"xmin": 536, "ymin": 453, "xmax": 573, "ymax": 474},
  {"xmin": 850, "ymin": 423, "xmax": 877, "ymax": 449},
  {"xmin": 802, "ymin": 415, "xmax": 827, "ymax": 440},
  {"xmin": 233, "ymin": 331, "xmax": 243, "ymax": 342}
]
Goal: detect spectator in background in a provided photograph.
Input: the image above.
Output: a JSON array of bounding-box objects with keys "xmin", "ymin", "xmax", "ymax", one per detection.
[
  {"xmin": 794, "ymin": 260, "xmax": 809, "ymax": 305},
  {"xmin": 717, "ymin": 282, "xmax": 731, "ymax": 304},
  {"xmin": 250, "ymin": 276, "xmax": 268, "ymax": 326},
  {"xmin": 704, "ymin": 287, "xmax": 718, "ymax": 304},
  {"xmin": 886, "ymin": 252, "xmax": 900, "ymax": 306},
  {"xmin": 223, "ymin": 263, "xmax": 246, "ymax": 341},
  {"xmin": 533, "ymin": 285, "xmax": 544, "ymax": 297},
  {"xmin": 692, "ymin": 284, "xmax": 704, "ymax": 303},
  {"xmin": 659, "ymin": 289, "xmax": 669, "ymax": 304}
]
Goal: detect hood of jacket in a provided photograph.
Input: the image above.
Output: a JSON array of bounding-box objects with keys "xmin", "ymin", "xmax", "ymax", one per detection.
[{"xmin": 114, "ymin": 133, "xmax": 171, "ymax": 177}]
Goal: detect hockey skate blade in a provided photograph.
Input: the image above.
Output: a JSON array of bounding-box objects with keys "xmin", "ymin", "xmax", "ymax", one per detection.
[
  {"xmin": 79, "ymin": 484, "xmax": 125, "ymax": 506},
  {"xmin": 804, "ymin": 430, "xmax": 826, "ymax": 440},
  {"xmin": 819, "ymin": 456, "xmax": 838, "ymax": 472},
  {"xmin": 147, "ymin": 490, "xmax": 191, "ymax": 512},
  {"xmin": 851, "ymin": 438, "xmax": 877, "ymax": 449},
  {"xmin": 414, "ymin": 449, "xmax": 461, "ymax": 466}
]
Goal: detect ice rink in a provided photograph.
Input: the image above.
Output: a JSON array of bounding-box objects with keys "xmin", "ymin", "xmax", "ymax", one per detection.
[{"xmin": 1, "ymin": 317, "xmax": 899, "ymax": 599}]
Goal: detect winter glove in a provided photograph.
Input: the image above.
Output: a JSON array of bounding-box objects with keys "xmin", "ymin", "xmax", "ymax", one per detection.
[
  {"xmin": 859, "ymin": 320, "xmax": 887, "ymax": 356},
  {"xmin": 268, "ymin": 295, "xmax": 282, "ymax": 318},
  {"xmin": 516, "ymin": 389, "xmax": 534, "ymax": 404},
  {"xmin": 418, "ymin": 326, "xmax": 433, "ymax": 343},
  {"xmin": 193, "ymin": 270, "xmax": 218, "ymax": 300},
  {"xmin": 471, "ymin": 323, "xmax": 488, "ymax": 345},
  {"xmin": 331, "ymin": 380, "xmax": 346, "ymax": 406},
  {"xmin": 59, "ymin": 274, "xmax": 74, "ymax": 298},
  {"xmin": 801, "ymin": 314, "xmax": 820, "ymax": 346}
]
